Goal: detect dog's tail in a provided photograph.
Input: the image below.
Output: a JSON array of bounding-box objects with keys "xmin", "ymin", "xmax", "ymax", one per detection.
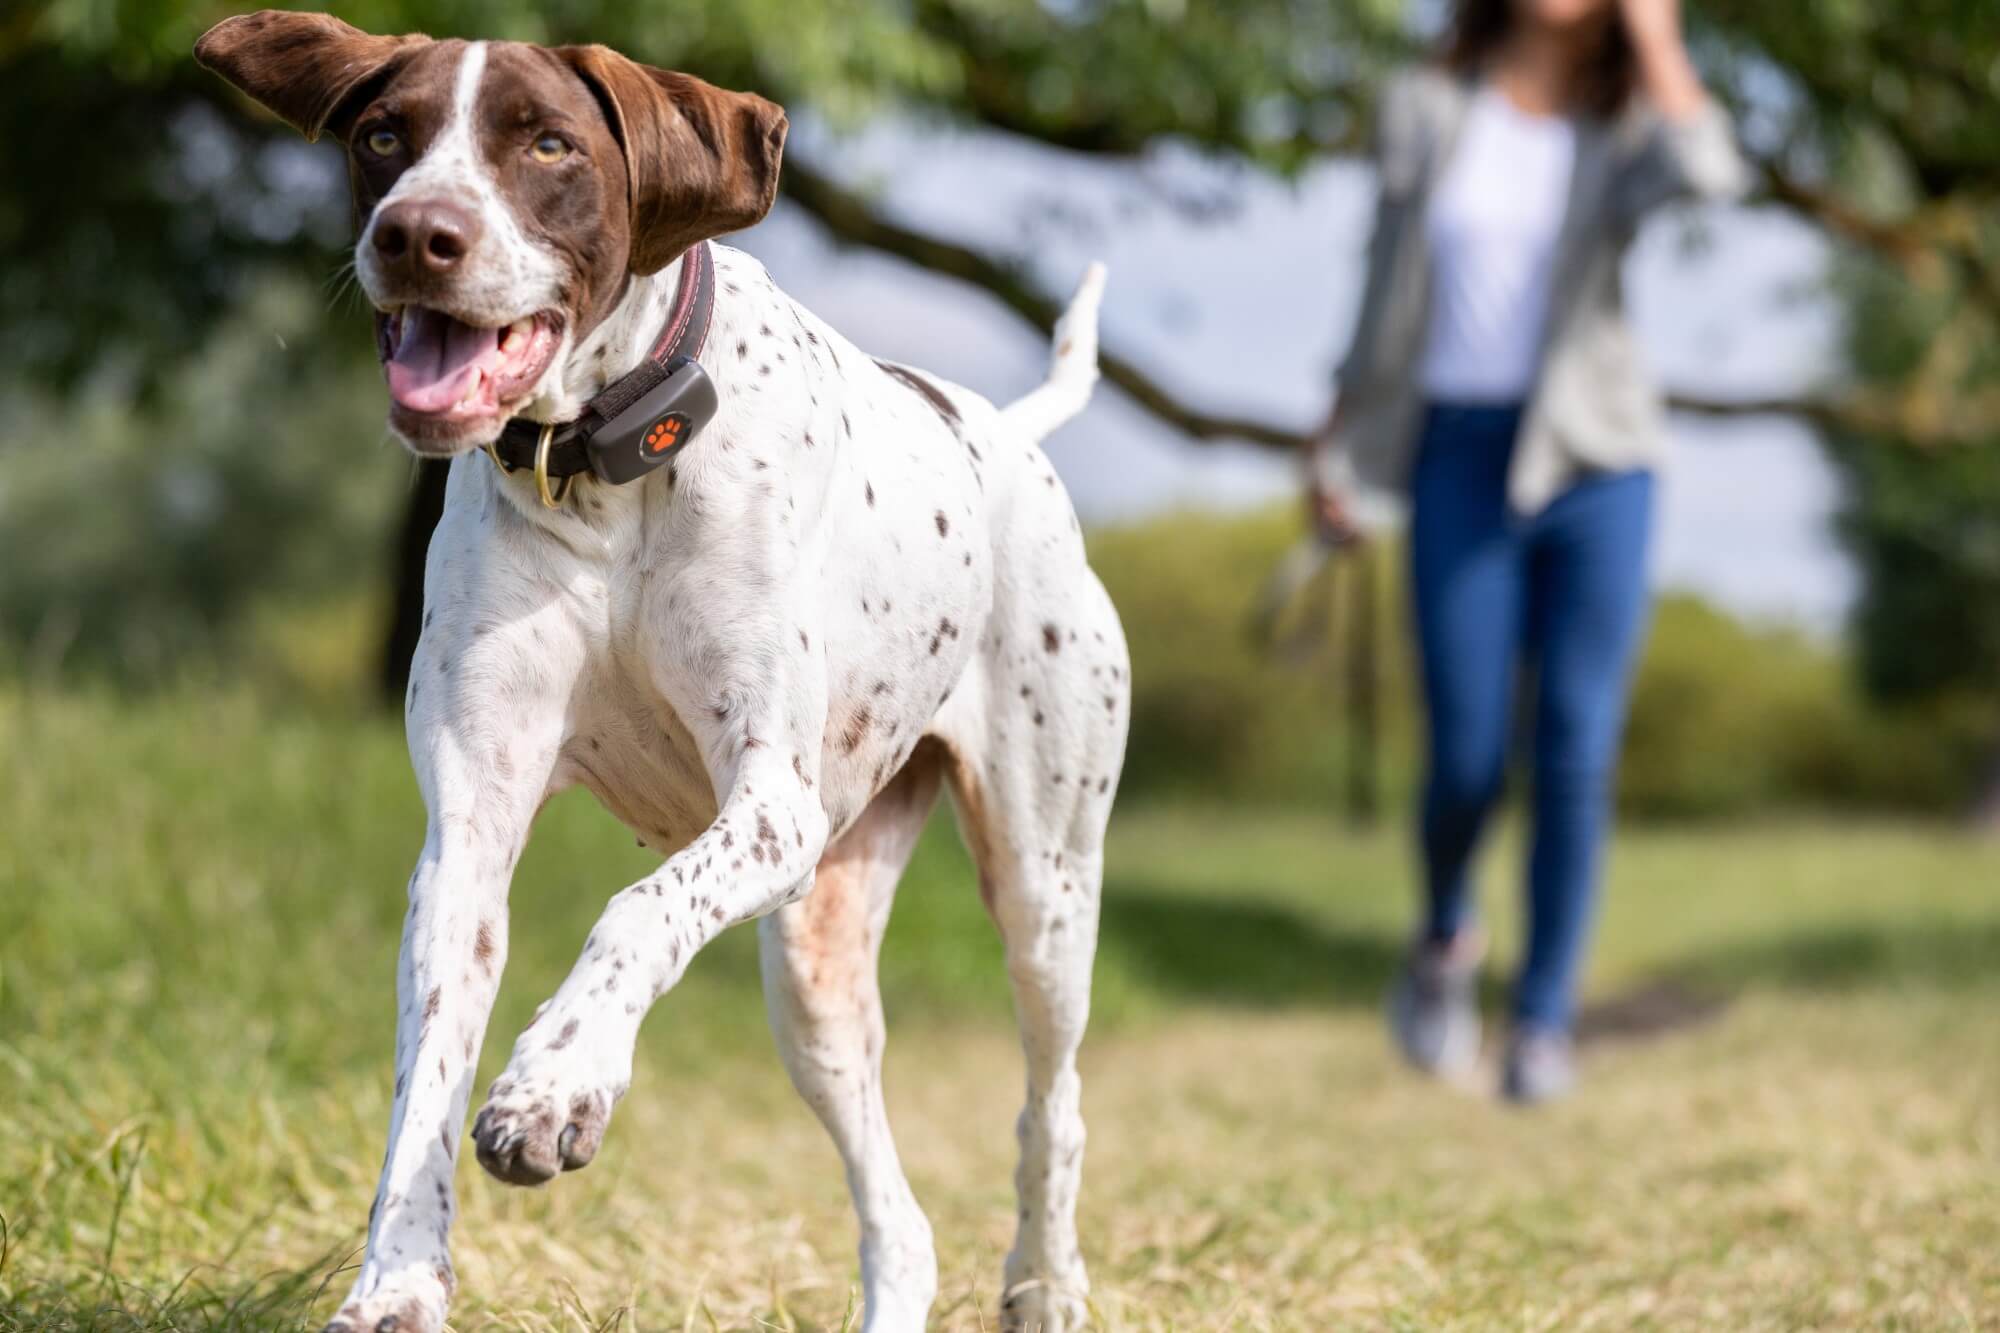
[{"xmin": 1002, "ymin": 262, "xmax": 1107, "ymax": 444}]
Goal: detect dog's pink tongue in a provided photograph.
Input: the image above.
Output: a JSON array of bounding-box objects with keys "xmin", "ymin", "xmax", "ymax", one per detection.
[{"xmin": 386, "ymin": 307, "xmax": 500, "ymax": 413}]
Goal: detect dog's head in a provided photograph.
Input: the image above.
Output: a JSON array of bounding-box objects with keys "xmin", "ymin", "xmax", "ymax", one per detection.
[{"xmin": 195, "ymin": 11, "xmax": 787, "ymax": 455}]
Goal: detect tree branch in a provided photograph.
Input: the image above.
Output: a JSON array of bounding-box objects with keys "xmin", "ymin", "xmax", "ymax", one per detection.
[
  {"xmin": 1753, "ymin": 155, "xmax": 1929, "ymax": 266},
  {"xmin": 782, "ymin": 159, "xmax": 1311, "ymax": 448},
  {"xmin": 1666, "ymin": 390, "xmax": 1845, "ymax": 430},
  {"xmin": 782, "ymin": 159, "xmax": 1862, "ymax": 452}
]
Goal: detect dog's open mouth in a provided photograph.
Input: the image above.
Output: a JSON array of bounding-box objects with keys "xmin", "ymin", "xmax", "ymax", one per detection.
[{"xmin": 377, "ymin": 306, "xmax": 563, "ymax": 443}]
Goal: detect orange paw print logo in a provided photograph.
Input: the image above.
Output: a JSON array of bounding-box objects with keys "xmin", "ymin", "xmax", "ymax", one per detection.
[{"xmin": 645, "ymin": 415, "xmax": 686, "ymax": 454}]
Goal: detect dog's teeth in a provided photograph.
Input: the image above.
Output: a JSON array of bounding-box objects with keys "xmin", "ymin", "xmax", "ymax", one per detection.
[
  {"xmin": 461, "ymin": 369, "xmax": 482, "ymax": 405},
  {"xmin": 503, "ymin": 318, "xmax": 533, "ymax": 352}
]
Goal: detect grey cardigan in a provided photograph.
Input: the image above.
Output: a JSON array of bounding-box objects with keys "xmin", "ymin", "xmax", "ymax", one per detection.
[{"xmin": 1328, "ymin": 66, "xmax": 1750, "ymax": 515}]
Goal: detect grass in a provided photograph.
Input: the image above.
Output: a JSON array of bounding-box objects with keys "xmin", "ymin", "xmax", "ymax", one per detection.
[{"xmin": 2, "ymin": 687, "xmax": 1998, "ymax": 1330}]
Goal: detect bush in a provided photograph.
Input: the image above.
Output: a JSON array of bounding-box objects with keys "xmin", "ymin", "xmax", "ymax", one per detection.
[
  {"xmin": 1618, "ymin": 597, "xmax": 1831, "ymax": 817},
  {"xmin": 1091, "ymin": 507, "xmax": 1985, "ymax": 818},
  {"xmin": 1088, "ymin": 508, "xmax": 1411, "ymax": 807}
]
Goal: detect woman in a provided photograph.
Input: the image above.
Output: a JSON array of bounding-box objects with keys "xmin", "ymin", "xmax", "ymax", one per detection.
[{"xmin": 1308, "ymin": 0, "xmax": 1746, "ymax": 1102}]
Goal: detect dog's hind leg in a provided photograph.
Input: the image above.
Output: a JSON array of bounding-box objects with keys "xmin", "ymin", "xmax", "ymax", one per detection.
[
  {"xmin": 759, "ymin": 742, "xmax": 944, "ymax": 1333},
  {"xmin": 940, "ymin": 581, "xmax": 1129, "ymax": 1333}
]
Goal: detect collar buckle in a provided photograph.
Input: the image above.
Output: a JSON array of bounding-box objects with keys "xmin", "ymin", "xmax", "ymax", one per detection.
[{"xmin": 533, "ymin": 421, "xmax": 572, "ymax": 508}]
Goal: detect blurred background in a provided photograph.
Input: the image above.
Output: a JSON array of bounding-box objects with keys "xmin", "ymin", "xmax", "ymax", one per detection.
[
  {"xmin": 2, "ymin": 2, "xmax": 1997, "ymax": 1329},
  {"xmin": 6, "ymin": 0, "xmax": 2000, "ymax": 821}
]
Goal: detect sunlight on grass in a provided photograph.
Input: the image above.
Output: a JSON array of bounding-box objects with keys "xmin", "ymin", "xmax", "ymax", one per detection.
[{"xmin": 3, "ymin": 691, "xmax": 1997, "ymax": 1328}]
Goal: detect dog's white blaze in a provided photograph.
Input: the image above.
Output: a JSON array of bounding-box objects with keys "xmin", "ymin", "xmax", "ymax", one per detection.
[
  {"xmin": 450, "ymin": 39, "xmax": 484, "ymax": 136},
  {"xmin": 355, "ymin": 41, "xmax": 567, "ymax": 334}
]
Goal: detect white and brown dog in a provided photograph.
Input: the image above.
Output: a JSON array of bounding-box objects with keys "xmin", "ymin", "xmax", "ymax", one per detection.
[{"xmin": 196, "ymin": 12, "xmax": 1127, "ymax": 1333}]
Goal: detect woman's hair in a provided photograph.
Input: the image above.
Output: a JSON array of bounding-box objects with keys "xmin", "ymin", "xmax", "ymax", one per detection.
[{"xmin": 1440, "ymin": 0, "xmax": 1637, "ymax": 118}]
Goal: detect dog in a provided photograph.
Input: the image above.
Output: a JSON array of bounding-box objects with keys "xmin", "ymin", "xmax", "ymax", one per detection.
[{"xmin": 195, "ymin": 11, "xmax": 1126, "ymax": 1333}]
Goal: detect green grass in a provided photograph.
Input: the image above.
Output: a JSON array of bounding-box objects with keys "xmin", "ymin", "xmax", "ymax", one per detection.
[{"xmin": 3, "ymin": 688, "xmax": 1998, "ymax": 1329}]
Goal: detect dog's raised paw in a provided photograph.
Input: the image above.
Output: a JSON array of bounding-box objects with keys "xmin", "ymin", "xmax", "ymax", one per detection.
[{"xmin": 471, "ymin": 1084, "xmax": 611, "ymax": 1186}]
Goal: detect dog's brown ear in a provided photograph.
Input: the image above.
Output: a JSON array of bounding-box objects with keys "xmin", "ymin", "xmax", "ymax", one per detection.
[
  {"xmin": 195, "ymin": 10, "xmax": 429, "ymax": 142},
  {"xmin": 558, "ymin": 46, "xmax": 788, "ymax": 275}
]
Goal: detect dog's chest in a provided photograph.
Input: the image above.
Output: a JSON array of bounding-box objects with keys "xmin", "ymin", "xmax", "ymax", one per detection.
[
  {"xmin": 559, "ymin": 434, "xmax": 988, "ymax": 852},
  {"xmin": 507, "ymin": 254, "xmax": 1002, "ymax": 851},
  {"xmin": 560, "ymin": 649, "xmax": 718, "ymax": 854}
]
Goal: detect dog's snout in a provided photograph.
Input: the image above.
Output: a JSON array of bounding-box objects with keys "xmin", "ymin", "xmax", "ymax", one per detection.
[{"xmin": 371, "ymin": 199, "xmax": 482, "ymax": 277}]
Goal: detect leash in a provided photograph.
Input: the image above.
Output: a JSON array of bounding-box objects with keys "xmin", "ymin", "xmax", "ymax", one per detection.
[{"xmin": 485, "ymin": 241, "xmax": 720, "ymax": 508}]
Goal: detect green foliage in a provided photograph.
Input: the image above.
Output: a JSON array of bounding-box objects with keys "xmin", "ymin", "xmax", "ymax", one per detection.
[
  {"xmin": 1692, "ymin": 2, "xmax": 2000, "ymax": 770},
  {"xmin": 1826, "ymin": 256, "xmax": 2000, "ymax": 720},
  {"xmin": 1089, "ymin": 507, "xmax": 1409, "ymax": 806},
  {"xmin": 1699, "ymin": 0, "xmax": 2000, "ymax": 213},
  {"xmin": 906, "ymin": 0, "xmax": 1409, "ymax": 168},
  {"xmin": 1832, "ymin": 429, "xmax": 2000, "ymax": 701},
  {"xmin": 1093, "ymin": 508, "xmax": 1984, "ymax": 818},
  {"xmin": 0, "ymin": 277, "xmax": 407, "ymax": 682},
  {"xmin": 1621, "ymin": 596, "xmax": 1984, "ymax": 817}
]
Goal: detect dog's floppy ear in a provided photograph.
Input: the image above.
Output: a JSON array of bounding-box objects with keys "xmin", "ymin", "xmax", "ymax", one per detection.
[
  {"xmin": 558, "ymin": 46, "xmax": 788, "ymax": 275},
  {"xmin": 195, "ymin": 10, "xmax": 429, "ymax": 142}
]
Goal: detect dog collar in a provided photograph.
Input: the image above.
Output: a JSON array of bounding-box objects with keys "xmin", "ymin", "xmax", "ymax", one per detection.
[{"xmin": 487, "ymin": 241, "xmax": 719, "ymax": 507}]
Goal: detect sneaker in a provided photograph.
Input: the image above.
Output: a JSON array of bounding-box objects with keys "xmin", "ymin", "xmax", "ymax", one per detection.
[
  {"xmin": 1386, "ymin": 931, "xmax": 1484, "ymax": 1078},
  {"xmin": 1501, "ymin": 1026, "xmax": 1577, "ymax": 1105}
]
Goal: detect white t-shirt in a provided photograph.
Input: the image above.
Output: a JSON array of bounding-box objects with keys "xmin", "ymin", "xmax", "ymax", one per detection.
[{"xmin": 1418, "ymin": 87, "xmax": 1577, "ymax": 404}]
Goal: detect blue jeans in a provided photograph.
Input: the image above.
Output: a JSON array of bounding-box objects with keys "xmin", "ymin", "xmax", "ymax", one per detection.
[{"xmin": 1409, "ymin": 402, "xmax": 1655, "ymax": 1032}]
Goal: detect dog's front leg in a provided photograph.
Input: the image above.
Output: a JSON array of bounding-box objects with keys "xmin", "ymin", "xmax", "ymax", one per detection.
[
  {"xmin": 470, "ymin": 741, "xmax": 829, "ymax": 1185},
  {"xmin": 328, "ymin": 621, "xmax": 576, "ymax": 1333}
]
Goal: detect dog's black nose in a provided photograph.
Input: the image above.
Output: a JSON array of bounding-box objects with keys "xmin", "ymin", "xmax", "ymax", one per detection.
[{"xmin": 372, "ymin": 198, "xmax": 481, "ymax": 277}]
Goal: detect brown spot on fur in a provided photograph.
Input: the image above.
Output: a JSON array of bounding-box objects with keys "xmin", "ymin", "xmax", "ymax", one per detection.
[
  {"xmin": 841, "ymin": 705, "xmax": 873, "ymax": 754},
  {"xmin": 875, "ymin": 360, "xmax": 964, "ymax": 426}
]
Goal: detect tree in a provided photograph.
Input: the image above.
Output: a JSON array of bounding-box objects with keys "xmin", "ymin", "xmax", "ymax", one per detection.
[{"xmin": 6, "ymin": 1, "xmax": 1998, "ymax": 809}]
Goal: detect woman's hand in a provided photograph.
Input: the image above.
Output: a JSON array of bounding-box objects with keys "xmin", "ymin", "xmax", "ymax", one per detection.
[
  {"xmin": 1307, "ymin": 482, "xmax": 1366, "ymax": 548},
  {"xmin": 1304, "ymin": 406, "xmax": 1366, "ymax": 548},
  {"xmin": 1619, "ymin": 0, "xmax": 1707, "ymax": 119}
]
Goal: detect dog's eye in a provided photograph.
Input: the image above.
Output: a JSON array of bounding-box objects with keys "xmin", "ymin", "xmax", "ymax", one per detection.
[
  {"xmin": 530, "ymin": 134, "xmax": 571, "ymax": 164},
  {"xmin": 365, "ymin": 128, "xmax": 401, "ymax": 157}
]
